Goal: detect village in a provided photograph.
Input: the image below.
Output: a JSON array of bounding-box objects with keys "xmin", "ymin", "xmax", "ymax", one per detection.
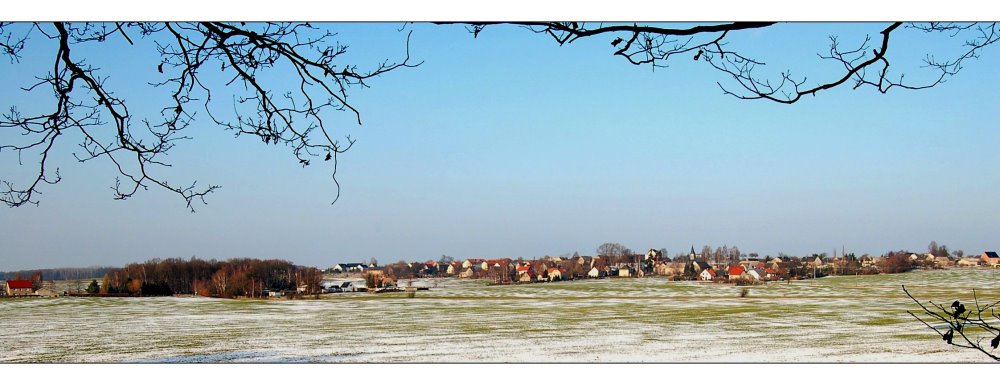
[
  {"xmin": 3, "ymin": 247, "xmax": 998, "ymax": 298},
  {"xmin": 318, "ymin": 248, "xmax": 1000, "ymax": 293}
]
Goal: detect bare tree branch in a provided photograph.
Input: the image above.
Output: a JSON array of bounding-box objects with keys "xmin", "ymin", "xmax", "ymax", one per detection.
[
  {"xmin": 0, "ymin": 22, "xmax": 418, "ymax": 210},
  {"xmin": 904, "ymin": 284, "xmax": 1000, "ymax": 361},
  {"xmin": 462, "ymin": 22, "xmax": 999, "ymax": 104}
]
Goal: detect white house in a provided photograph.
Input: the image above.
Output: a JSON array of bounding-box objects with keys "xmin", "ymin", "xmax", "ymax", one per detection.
[
  {"xmin": 331, "ymin": 263, "xmax": 366, "ymax": 273},
  {"xmin": 745, "ymin": 268, "xmax": 766, "ymax": 281}
]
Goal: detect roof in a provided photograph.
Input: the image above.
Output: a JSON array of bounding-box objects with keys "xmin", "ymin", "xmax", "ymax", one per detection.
[
  {"xmin": 336, "ymin": 263, "xmax": 365, "ymax": 268},
  {"xmin": 6, "ymin": 280, "xmax": 33, "ymax": 289},
  {"xmin": 727, "ymin": 265, "xmax": 746, "ymax": 276},
  {"xmin": 693, "ymin": 260, "xmax": 712, "ymax": 270},
  {"xmin": 984, "ymin": 251, "xmax": 1000, "ymax": 259}
]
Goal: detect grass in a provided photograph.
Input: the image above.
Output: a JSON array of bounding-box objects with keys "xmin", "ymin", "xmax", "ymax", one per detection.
[
  {"xmin": 859, "ymin": 317, "xmax": 908, "ymax": 326},
  {"xmin": 1, "ymin": 268, "xmax": 998, "ymax": 362}
]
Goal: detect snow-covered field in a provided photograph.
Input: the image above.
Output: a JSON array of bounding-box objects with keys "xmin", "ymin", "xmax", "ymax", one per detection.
[{"xmin": 2, "ymin": 268, "xmax": 998, "ymax": 362}]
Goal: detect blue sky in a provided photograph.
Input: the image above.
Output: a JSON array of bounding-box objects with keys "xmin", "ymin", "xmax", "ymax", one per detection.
[{"xmin": 1, "ymin": 22, "xmax": 998, "ymax": 270}]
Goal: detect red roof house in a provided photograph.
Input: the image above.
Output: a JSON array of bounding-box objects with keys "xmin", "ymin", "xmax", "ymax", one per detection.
[{"xmin": 5, "ymin": 279, "xmax": 34, "ymax": 296}]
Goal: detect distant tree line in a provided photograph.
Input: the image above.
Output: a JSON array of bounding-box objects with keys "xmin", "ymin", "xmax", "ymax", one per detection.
[
  {"xmin": 0, "ymin": 266, "xmax": 115, "ymax": 281},
  {"xmin": 100, "ymin": 257, "xmax": 323, "ymax": 298}
]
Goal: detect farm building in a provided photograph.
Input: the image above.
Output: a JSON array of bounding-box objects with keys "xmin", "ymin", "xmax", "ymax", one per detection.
[
  {"xmin": 5, "ymin": 280, "xmax": 33, "ymax": 297},
  {"xmin": 957, "ymin": 257, "xmax": 982, "ymax": 267},
  {"xmin": 934, "ymin": 256, "xmax": 955, "ymax": 267},
  {"xmin": 35, "ymin": 287, "xmax": 61, "ymax": 297},
  {"xmin": 654, "ymin": 261, "xmax": 686, "ymax": 277}
]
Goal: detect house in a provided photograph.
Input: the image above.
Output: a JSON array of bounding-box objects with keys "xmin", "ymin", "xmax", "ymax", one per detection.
[
  {"xmin": 331, "ymin": 263, "xmax": 367, "ymax": 273},
  {"xmin": 421, "ymin": 261, "xmax": 439, "ymax": 275},
  {"xmin": 727, "ymin": 265, "xmax": 746, "ymax": 281},
  {"xmin": 459, "ymin": 268, "xmax": 475, "ymax": 279},
  {"xmin": 5, "ymin": 280, "xmax": 33, "ymax": 297},
  {"xmin": 462, "ymin": 259, "xmax": 484, "ymax": 269},
  {"xmin": 517, "ymin": 264, "xmax": 536, "ymax": 282},
  {"xmin": 738, "ymin": 259, "xmax": 763, "ymax": 270},
  {"xmin": 446, "ymin": 262, "xmax": 460, "ymax": 275},
  {"xmin": 860, "ymin": 255, "xmax": 875, "ymax": 268},
  {"xmin": 698, "ymin": 268, "xmax": 716, "ymax": 281},
  {"xmin": 482, "ymin": 258, "xmax": 511, "ymax": 271},
  {"xmin": 980, "ymin": 252, "xmax": 1000, "ymax": 267},
  {"xmin": 745, "ymin": 268, "xmax": 766, "ymax": 281},
  {"xmin": 587, "ymin": 267, "xmax": 600, "ymax": 278},
  {"xmin": 547, "ymin": 268, "xmax": 565, "ymax": 282},
  {"xmin": 340, "ymin": 281, "xmax": 361, "ymax": 292}
]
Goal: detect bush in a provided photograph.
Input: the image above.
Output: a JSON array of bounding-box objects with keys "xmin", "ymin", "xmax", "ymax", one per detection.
[
  {"xmin": 739, "ymin": 287, "xmax": 750, "ymax": 298},
  {"xmin": 85, "ymin": 279, "xmax": 100, "ymax": 294}
]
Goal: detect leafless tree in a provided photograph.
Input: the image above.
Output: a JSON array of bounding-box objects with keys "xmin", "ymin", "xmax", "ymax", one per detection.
[
  {"xmin": 700, "ymin": 245, "xmax": 712, "ymax": 262},
  {"xmin": 461, "ymin": 22, "xmax": 998, "ymax": 103},
  {"xmin": 0, "ymin": 22, "xmax": 417, "ymax": 210},
  {"xmin": 904, "ymin": 285, "xmax": 1000, "ymax": 361},
  {"xmin": 596, "ymin": 242, "xmax": 631, "ymax": 265}
]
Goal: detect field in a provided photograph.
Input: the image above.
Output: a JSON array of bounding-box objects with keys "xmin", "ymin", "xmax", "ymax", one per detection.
[{"xmin": 2, "ymin": 268, "xmax": 999, "ymax": 362}]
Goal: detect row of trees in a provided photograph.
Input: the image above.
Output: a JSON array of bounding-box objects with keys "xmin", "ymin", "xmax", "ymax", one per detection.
[
  {"xmin": 1, "ymin": 267, "xmax": 114, "ymax": 281},
  {"xmin": 99, "ymin": 257, "xmax": 323, "ymax": 298}
]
